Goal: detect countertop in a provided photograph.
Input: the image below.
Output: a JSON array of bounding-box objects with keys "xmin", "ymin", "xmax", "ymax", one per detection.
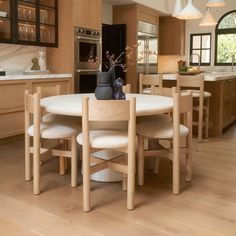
[
  {"xmin": 163, "ymin": 72, "xmax": 236, "ymax": 81},
  {"xmin": 0, "ymin": 73, "xmax": 72, "ymax": 81}
]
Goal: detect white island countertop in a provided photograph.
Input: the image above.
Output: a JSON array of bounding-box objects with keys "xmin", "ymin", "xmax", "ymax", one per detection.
[
  {"xmin": 0, "ymin": 73, "xmax": 72, "ymax": 81},
  {"xmin": 163, "ymin": 72, "xmax": 236, "ymax": 82}
]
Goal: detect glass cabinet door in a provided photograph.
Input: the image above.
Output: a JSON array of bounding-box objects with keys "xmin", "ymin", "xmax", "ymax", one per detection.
[
  {"xmin": 0, "ymin": 0, "xmax": 11, "ymax": 41},
  {"xmin": 39, "ymin": 0, "xmax": 56, "ymax": 45},
  {"xmin": 17, "ymin": 0, "xmax": 37, "ymax": 42}
]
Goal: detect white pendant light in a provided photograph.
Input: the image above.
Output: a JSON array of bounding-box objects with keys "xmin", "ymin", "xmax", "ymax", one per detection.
[
  {"xmin": 206, "ymin": 0, "xmax": 226, "ymax": 7},
  {"xmin": 199, "ymin": 8, "xmax": 217, "ymax": 26},
  {"xmin": 172, "ymin": 0, "xmax": 183, "ymax": 17},
  {"xmin": 177, "ymin": 0, "xmax": 203, "ymax": 20}
]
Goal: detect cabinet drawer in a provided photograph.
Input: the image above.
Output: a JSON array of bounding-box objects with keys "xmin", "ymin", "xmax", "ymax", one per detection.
[
  {"xmin": 0, "ymin": 111, "xmax": 24, "ymax": 139},
  {"xmin": 0, "ymin": 82, "xmax": 28, "ymax": 110}
]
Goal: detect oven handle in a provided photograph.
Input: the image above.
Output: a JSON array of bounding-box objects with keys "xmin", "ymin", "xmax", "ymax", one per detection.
[
  {"xmin": 77, "ymin": 69, "xmax": 101, "ymax": 73},
  {"xmin": 76, "ymin": 36, "xmax": 100, "ymax": 41}
]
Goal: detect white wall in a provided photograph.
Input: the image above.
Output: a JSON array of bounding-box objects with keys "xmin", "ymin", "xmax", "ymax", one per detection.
[{"xmin": 185, "ymin": 0, "xmax": 236, "ymax": 69}]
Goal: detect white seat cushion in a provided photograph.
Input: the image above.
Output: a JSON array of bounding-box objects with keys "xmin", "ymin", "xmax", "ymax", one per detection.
[
  {"xmin": 182, "ymin": 90, "xmax": 211, "ymax": 98},
  {"xmin": 143, "ymin": 88, "xmax": 151, "ymax": 94},
  {"xmin": 137, "ymin": 114, "xmax": 172, "ymax": 124},
  {"xmin": 42, "ymin": 113, "xmax": 81, "ymax": 124},
  {"xmin": 77, "ymin": 130, "xmax": 129, "ymax": 149},
  {"xmin": 27, "ymin": 122, "xmax": 81, "ymax": 139},
  {"xmin": 137, "ymin": 121, "xmax": 189, "ymax": 139}
]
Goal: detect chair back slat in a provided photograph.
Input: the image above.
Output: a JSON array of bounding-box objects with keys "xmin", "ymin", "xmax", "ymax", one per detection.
[
  {"xmin": 179, "ymin": 92, "xmax": 193, "ymax": 114},
  {"xmin": 25, "ymin": 90, "xmax": 35, "ymax": 114},
  {"xmin": 122, "ymin": 84, "xmax": 131, "ymax": 93},
  {"xmin": 37, "ymin": 85, "xmax": 62, "ymax": 98},
  {"xmin": 177, "ymin": 74, "xmax": 204, "ymax": 89},
  {"xmin": 83, "ymin": 97, "xmax": 135, "ymax": 122},
  {"xmin": 139, "ymin": 74, "xmax": 163, "ymax": 94}
]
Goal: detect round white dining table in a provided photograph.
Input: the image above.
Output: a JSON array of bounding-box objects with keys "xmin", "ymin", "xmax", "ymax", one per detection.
[
  {"xmin": 41, "ymin": 93, "xmax": 173, "ymax": 117},
  {"xmin": 41, "ymin": 93, "xmax": 173, "ymax": 182}
]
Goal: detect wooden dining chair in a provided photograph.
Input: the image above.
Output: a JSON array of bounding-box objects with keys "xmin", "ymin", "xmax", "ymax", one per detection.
[
  {"xmin": 177, "ymin": 74, "xmax": 211, "ymax": 142},
  {"xmin": 37, "ymin": 85, "xmax": 79, "ymax": 175},
  {"xmin": 24, "ymin": 91, "xmax": 81, "ymax": 194},
  {"xmin": 139, "ymin": 74, "xmax": 163, "ymax": 94},
  {"xmin": 137, "ymin": 87, "xmax": 193, "ymax": 195},
  {"xmin": 77, "ymin": 97, "xmax": 136, "ymax": 212}
]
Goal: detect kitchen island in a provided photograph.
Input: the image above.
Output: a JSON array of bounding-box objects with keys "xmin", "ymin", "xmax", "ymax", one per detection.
[
  {"xmin": 162, "ymin": 72, "xmax": 236, "ymax": 136},
  {"xmin": 0, "ymin": 74, "xmax": 73, "ymax": 139}
]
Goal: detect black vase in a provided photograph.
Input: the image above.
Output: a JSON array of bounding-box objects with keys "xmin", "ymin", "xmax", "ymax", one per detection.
[{"xmin": 95, "ymin": 72, "xmax": 113, "ymax": 100}]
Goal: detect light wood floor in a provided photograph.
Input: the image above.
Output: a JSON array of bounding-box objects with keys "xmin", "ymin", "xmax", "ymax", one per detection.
[{"xmin": 0, "ymin": 125, "xmax": 236, "ymax": 236}]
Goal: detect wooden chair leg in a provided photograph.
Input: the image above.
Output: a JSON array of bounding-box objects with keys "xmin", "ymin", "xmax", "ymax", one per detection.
[
  {"xmin": 138, "ymin": 135, "xmax": 144, "ymax": 186},
  {"xmin": 153, "ymin": 157, "xmax": 160, "ymax": 174},
  {"xmin": 59, "ymin": 140, "xmax": 66, "ymax": 175},
  {"xmin": 127, "ymin": 146, "xmax": 135, "ymax": 210},
  {"xmin": 33, "ymin": 139, "xmax": 40, "ymax": 195},
  {"xmin": 173, "ymin": 138, "xmax": 180, "ymax": 195},
  {"xmin": 25, "ymin": 134, "xmax": 31, "ymax": 181},
  {"xmin": 83, "ymin": 145, "xmax": 91, "ymax": 212},
  {"xmin": 205, "ymin": 98, "xmax": 209, "ymax": 139},
  {"xmin": 71, "ymin": 136, "xmax": 78, "ymax": 188},
  {"xmin": 185, "ymin": 133, "xmax": 192, "ymax": 182},
  {"xmin": 122, "ymin": 174, "xmax": 127, "ymax": 191}
]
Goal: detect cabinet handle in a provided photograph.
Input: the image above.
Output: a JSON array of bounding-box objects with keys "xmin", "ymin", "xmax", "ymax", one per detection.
[{"xmin": 228, "ymin": 79, "xmax": 232, "ymax": 82}]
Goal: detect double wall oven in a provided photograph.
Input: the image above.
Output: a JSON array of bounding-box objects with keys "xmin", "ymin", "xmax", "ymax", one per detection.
[{"xmin": 74, "ymin": 27, "xmax": 101, "ymax": 93}]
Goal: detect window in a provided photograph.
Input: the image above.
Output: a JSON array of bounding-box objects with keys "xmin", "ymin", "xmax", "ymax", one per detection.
[
  {"xmin": 215, "ymin": 10, "xmax": 236, "ymax": 65},
  {"xmin": 190, "ymin": 33, "xmax": 211, "ymax": 66}
]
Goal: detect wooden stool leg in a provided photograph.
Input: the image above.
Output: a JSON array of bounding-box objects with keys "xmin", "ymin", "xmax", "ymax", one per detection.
[
  {"xmin": 71, "ymin": 136, "xmax": 78, "ymax": 187},
  {"xmin": 153, "ymin": 157, "xmax": 160, "ymax": 174},
  {"xmin": 25, "ymin": 134, "xmax": 31, "ymax": 181},
  {"xmin": 173, "ymin": 137, "xmax": 180, "ymax": 195},
  {"xmin": 138, "ymin": 135, "xmax": 144, "ymax": 186},
  {"xmin": 205, "ymin": 98, "xmax": 209, "ymax": 139},
  {"xmin": 198, "ymin": 99, "xmax": 203, "ymax": 143}
]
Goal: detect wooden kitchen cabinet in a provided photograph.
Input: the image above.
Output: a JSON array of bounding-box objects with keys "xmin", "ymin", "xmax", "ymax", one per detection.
[
  {"xmin": 0, "ymin": 77, "xmax": 72, "ymax": 139},
  {"xmin": 72, "ymin": 0, "xmax": 101, "ymax": 30},
  {"xmin": 159, "ymin": 16, "xmax": 185, "ymax": 55}
]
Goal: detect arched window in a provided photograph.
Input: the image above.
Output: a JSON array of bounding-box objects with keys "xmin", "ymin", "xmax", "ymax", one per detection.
[{"xmin": 215, "ymin": 10, "xmax": 236, "ymax": 65}]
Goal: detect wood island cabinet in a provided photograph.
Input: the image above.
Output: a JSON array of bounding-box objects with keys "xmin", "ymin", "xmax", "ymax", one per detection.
[
  {"xmin": 72, "ymin": 0, "xmax": 101, "ymax": 30},
  {"xmin": 0, "ymin": 77, "xmax": 72, "ymax": 139},
  {"xmin": 159, "ymin": 16, "xmax": 185, "ymax": 55}
]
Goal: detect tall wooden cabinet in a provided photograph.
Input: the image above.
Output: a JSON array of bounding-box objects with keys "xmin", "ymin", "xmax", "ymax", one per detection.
[
  {"xmin": 73, "ymin": 0, "xmax": 101, "ymax": 30},
  {"xmin": 113, "ymin": 4, "xmax": 159, "ymax": 93},
  {"xmin": 159, "ymin": 16, "xmax": 185, "ymax": 55}
]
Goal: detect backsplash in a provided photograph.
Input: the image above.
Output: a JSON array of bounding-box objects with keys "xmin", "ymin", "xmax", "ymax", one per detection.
[
  {"xmin": 158, "ymin": 55, "xmax": 186, "ymax": 73},
  {"xmin": 0, "ymin": 44, "xmax": 45, "ymax": 74}
]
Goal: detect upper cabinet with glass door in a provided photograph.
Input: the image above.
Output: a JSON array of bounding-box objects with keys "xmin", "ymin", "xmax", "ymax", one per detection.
[
  {"xmin": 0, "ymin": 0, "xmax": 58, "ymax": 47},
  {"xmin": 39, "ymin": 0, "xmax": 57, "ymax": 45},
  {"xmin": 0, "ymin": 0, "xmax": 12, "ymax": 42}
]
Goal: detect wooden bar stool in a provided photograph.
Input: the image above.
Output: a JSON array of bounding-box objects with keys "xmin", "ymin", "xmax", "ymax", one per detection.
[{"xmin": 177, "ymin": 74, "xmax": 211, "ymax": 142}]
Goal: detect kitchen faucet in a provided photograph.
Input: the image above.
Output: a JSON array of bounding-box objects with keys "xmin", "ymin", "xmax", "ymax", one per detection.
[
  {"xmin": 190, "ymin": 53, "xmax": 201, "ymax": 70},
  {"xmin": 232, "ymin": 55, "xmax": 235, "ymax": 72}
]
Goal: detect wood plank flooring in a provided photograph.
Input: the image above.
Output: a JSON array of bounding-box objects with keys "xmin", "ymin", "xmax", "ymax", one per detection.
[{"xmin": 0, "ymin": 125, "xmax": 236, "ymax": 236}]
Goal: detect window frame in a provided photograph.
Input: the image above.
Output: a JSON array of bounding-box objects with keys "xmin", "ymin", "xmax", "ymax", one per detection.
[
  {"xmin": 215, "ymin": 10, "xmax": 236, "ymax": 66},
  {"xmin": 190, "ymin": 33, "xmax": 212, "ymax": 66}
]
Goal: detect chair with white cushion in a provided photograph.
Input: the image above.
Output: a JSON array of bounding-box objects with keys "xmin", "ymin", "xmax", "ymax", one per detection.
[
  {"xmin": 137, "ymin": 87, "xmax": 192, "ymax": 195},
  {"xmin": 177, "ymin": 74, "xmax": 211, "ymax": 142},
  {"xmin": 77, "ymin": 97, "xmax": 136, "ymax": 212},
  {"xmin": 24, "ymin": 91, "xmax": 81, "ymax": 194},
  {"xmin": 139, "ymin": 74, "xmax": 163, "ymax": 94},
  {"xmin": 37, "ymin": 85, "xmax": 79, "ymax": 174}
]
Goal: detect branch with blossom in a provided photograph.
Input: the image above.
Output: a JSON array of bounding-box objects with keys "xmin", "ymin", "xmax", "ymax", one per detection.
[{"xmin": 104, "ymin": 44, "xmax": 137, "ymax": 72}]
